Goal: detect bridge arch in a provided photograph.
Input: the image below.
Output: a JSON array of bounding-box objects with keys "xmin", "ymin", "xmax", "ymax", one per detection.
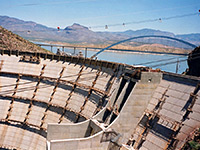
[{"xmin": 91, "ymin": 35, "xmax": 197, "ymax": 58}]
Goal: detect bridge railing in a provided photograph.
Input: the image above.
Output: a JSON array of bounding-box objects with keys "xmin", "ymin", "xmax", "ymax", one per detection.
[{"xmin": 36, "ymin": 43, "xmax": 188, "ymax": 57}]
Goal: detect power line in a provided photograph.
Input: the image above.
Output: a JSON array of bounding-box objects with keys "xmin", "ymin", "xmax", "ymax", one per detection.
[
  {"xmin": 90, "ymin": 12, "xmax": 199, "ymax": 29},
  {"xmin": 71, "ymin": 4, "xmax": 200, "ymax": 24},
  {"xmin": 149, "ymin": 58, "xmax": 187, "ymax": 68},
  {"xmin": 134, "ymin": 57, "xmax": 185, "ymax": 66},
  {"xmin": 6, "ymin": 11, "xmax": 200, "ymax": 32},
  {"xmin": 148, "ymin": 52, "xmax": 200, "ymax": 68},
  {"xmin": 136, "ymin": 49, "xmax": 200, "ymax": 67}
]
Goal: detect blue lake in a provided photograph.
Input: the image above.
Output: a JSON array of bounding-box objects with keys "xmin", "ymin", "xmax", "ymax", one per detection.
[{"xmin": 41, "ymin": 45, "xmax": 188, "ymax": 74}]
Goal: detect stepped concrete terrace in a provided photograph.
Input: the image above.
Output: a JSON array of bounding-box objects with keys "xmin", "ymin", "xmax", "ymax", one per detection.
[
  {"xmin": 0, "ymin": 49, "xmax": 199, "ymax": 150},
  {"xmin": 0, "ymin": 49, "xmax": 140, "ymax": 149}
]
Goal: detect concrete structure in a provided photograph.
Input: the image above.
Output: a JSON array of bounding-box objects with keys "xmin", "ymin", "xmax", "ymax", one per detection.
[
  {"xmin": 0, "ymin": 49, "xmax": 199, "ymax": 150},
  {"xmin": 47, "ymin": 72, "xmax": 200, "ymax": 150},
  {"xmin": 0, "ymin": 50, "xmax": 127, "ymax": 149}
]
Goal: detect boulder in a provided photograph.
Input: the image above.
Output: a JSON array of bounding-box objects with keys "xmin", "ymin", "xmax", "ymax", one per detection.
[{"xmin": 186, "ymin": 46, "xmax": 200, "ymax": 77}]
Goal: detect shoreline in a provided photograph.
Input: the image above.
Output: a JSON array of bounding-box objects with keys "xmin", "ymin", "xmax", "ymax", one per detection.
[{"xmin": 36, "ymin": 41, "xmax": 189, "ymax": 56}]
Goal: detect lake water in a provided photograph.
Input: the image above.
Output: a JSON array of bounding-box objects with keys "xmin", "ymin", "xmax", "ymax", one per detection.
[{"xmin": 41, "ymin": 45, "xmax": 188, "ymax": 74}]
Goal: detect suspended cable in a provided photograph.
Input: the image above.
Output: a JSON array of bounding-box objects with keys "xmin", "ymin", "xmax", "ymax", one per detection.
[
  {"xmin": 162, "ymin": 12, "xmax": 198, "ymax": 20},
  {"xmin": 134, "ymin": 56, "xmax": 185, "ymax": 66},
  {"xmin": 135, "ymin": 49, "xmax": 200, "ymax": 68},
  {"xmin": 91, "ymin": 12, "xmax": 199, "ymax": 29},
  {"xmin": 134, "ymin": 49, "xmax": 200, "ymax": 66},
  {"xmin": 149, "ymin": 53, "xmax": 200, "ymax": 68},
  {"xmin": 7, "ymin": 11, "xmax": 200, "ymax": 32},
  {"xmin": 149, "ymin": 58, "xmax": 187, "ymax": 68}
]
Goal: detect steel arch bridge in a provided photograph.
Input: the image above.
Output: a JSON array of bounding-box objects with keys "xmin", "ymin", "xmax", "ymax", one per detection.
[{"xmin": 91, "ymin": 35, "xmax": 197, "ymax": 58}]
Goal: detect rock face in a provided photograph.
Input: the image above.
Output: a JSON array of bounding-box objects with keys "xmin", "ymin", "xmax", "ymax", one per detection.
[
  {"xmin": 0, "ymin": 26, "xmax": 51, "ymax": 53},
  {"xmin": 186, "ymin": 46, "xmax": 200, "ymax": 77}
]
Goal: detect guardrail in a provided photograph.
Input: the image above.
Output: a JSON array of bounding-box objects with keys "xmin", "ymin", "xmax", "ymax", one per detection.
[{"xmin": 36, "ymin": 44, "xmax": 188, "ymax": 56}]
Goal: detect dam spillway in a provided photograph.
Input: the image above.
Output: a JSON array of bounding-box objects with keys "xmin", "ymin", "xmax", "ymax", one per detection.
[
  {"xmin": 0, "ymin": 49, "xmax": 199, "ymax": 150},
  {"xmin": 0, "ymin": 50, "xmax": 124, "ymax": 149}
]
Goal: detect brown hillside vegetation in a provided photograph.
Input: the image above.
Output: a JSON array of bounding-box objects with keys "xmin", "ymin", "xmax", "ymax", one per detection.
[{"xmin": 0, "ymin": 26, "xmax": 51, "ymax": 53}]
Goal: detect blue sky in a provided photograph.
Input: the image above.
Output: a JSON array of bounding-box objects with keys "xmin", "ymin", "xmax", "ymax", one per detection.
[{"xmin": 0, "ymin": 0, "xmax": 200, "ymax": 34}]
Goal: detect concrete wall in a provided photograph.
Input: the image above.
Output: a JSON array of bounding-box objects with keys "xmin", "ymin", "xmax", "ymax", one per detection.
[
  {"xmin": 47, "ymin": 72, "xmax": 162, "ymax": 150},
  {"xmin": 109, "ymin": 72, "xmax": 162, "ymax": 144},
  {"xmin": 49, "ymin": 131, "xmax": 109, "ymax": 150},
  {"xmin": 47, "ymin": 78, "xmax": 123, "ymax": 141},
  {"xmin": 47, "ymin": 120, "xmax": 90, "ymax": 141},
  {"xmin": 47, "ymin": 72, "xmax": 200, "ymax": 150}
]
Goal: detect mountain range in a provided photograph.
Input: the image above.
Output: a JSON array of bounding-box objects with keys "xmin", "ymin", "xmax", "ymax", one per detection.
[{"xmin": 0, "ymin": 15, "xmax": 200, "ymax": 48}]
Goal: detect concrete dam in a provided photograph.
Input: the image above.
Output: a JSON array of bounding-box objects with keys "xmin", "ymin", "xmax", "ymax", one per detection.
[{"xmin": 0, "ymin": 49, "xmax": 199, "ymax": 150}]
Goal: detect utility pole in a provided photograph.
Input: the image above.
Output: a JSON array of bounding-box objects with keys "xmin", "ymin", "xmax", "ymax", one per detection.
[
  {"xmin": 73, "ymin": 47, "xmax": 76, "ymax": 55},
  {"xmin": 85, "ymin": 48, "xmax": 87, "ymax": 58},
  {"xmin": 176, "ymin": 58, "xmax": 179, "ymax": 74}
]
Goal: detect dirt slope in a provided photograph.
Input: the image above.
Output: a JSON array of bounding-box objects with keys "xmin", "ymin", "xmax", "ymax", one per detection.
[{"xmin": 0, "ymin": 26, "xmax": 51, "ymax": 53}]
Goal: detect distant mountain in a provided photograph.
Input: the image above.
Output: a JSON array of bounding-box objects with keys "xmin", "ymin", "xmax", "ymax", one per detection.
[
  {"xmin": 64, "ymin": 23, "xmax": 89, "ymax": 31},
  {"xmin": 122, "ymin": 28, "xmax": 175, "ymax": 37},
  {"xmin": 0, "ymin": 15, "xmax": 199, "ymax": 48},
  {"xmin": 176, "ymin": 33, "xmax": 200, "ymax": 45},
  {"xmin": 63, "ymin": 23, "xmax": 110, "ymax": 43},
  {"xmin": 0, "ymin": 16, "xmax": 51, "ymax": 31}
]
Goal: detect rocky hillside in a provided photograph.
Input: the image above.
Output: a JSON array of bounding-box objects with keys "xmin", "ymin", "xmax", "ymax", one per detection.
[
  {"xmin": 186, "ymin": 46, "xmax": 200, "ymax": 77},
  {"xmin": 0, "ymin": 26, "xmax": 51, "ymax": 53}
]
